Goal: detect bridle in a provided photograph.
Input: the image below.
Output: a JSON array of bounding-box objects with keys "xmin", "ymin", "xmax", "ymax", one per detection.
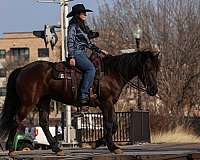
[
  {"xmin": 119, "ymin": 60, "xmax": 161, "ymax": 99},
  {"xmin": 108, "ymin": 53, "xmax": 148, "ymax": 92},
  {"xmin": 119, "ymin": 71, "xmax": 147, "ymax": 92}
]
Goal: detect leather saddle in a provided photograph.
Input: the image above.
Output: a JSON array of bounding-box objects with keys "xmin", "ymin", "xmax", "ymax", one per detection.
[
  {"xmin": 52, "ymin": 61, "xmax": 79, "ymax": 79},
  {"xmin": 52, "ymin": 56, "xmax": 103, "ymax": 105}
]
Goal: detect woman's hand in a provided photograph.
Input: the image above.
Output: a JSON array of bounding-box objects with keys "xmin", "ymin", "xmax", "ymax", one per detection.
[
  {"xmin": 101, "ymin": 50, "xmax": 109, "ymax": 55},
  {"xmin": 70, "ymin": 58, "xmax": 76, "ymax": 66}
]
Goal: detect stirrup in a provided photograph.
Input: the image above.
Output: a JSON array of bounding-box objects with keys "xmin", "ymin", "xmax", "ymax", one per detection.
[
  {"xmin": 79, "ymin": 106, "xmax": 89, "ymax": 112},
  {"xmin": 74, "ymin": 106, "xmax": 89, "ymax": 118},
  {"xmin": 90, "ymin": 94, "xmax": 97, "ymax": 100},
  {"xmin": 89, "ymin": 88, "xmax": 97, "ymax": 100},
  {"xmin": 78, "ymin": 97, "xmax": 89, "ymax": 106}
]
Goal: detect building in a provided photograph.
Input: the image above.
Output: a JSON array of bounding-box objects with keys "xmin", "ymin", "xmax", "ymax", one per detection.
[{"xmin": 0, "ymin": 31, "xmax": 61, "ymax": 112}]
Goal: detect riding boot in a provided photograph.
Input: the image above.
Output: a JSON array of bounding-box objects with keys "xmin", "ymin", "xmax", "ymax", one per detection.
[
  {"xmin": 75, "ymin": 95, "xmax": 89, "ymax": 116},
  {"xmin": 78, "ymin": 89, "xmax": 97, "ymax": 106},
  {"xmin": 79, "ymin": 96, "xmax": 89, "ymax": 106}
]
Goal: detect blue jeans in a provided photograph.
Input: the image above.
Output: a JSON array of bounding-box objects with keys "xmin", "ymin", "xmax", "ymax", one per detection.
[{"xmin": 74, "ymin": 50, "xmax": 96, "ymax": 99}]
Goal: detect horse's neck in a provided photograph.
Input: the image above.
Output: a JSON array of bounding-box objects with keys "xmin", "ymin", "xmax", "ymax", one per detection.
[
  {"xmin": 119, "ymin": 56, "xmax": 140, "ymax": 83},
  {"xmin": 104, "ymin": 54, "xmax": 140, "ymax": 86}
]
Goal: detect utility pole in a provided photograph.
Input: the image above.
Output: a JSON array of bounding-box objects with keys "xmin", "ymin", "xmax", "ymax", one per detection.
[
  {"xmin": 37, "ymin": 0, "xmax": 72, "ymax": 144},
  {"xmin": 60, "ymin": 0, "xmax": 68, "ymax": 60},
  {"xmin": 60, "ymin": 0, "xmax": 71, "ymax": 145}
]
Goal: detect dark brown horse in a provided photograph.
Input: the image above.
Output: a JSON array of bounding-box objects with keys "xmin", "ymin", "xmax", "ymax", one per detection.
[{"xmin": 0, "ymin": 50, "xmax": 160, "ymax": 156}]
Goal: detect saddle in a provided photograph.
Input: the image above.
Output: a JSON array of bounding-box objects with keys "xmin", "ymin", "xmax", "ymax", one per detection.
[{"xmin": 52, "ymin": 54, "xmax": 103, "ymax": 106}]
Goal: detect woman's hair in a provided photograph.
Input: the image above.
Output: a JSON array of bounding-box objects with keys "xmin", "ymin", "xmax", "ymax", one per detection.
[
  {"xmin": 70, "ymin": 14, "xmax": 89, "ymax": 34},
  {"xmin": 74, "ymin": 14, "xmax": 84, "ymax": 25}
]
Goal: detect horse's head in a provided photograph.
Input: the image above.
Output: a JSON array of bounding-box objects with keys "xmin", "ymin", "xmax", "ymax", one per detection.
[{"xmin": 138, "ymin": 50, "xmax": 160, "ymax": 96}]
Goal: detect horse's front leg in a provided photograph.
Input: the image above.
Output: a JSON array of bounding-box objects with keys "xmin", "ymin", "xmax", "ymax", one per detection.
[
  {"xmin": 101, "ymin": 100, "xmax": 123, "ymax": 154},
  {"xmin": 38, "ymin": 99, "xmax": 64, "ymax": 156},
  {"xmin": 92, "ymin": 115, "xmax": 118, "ymax": 149}
]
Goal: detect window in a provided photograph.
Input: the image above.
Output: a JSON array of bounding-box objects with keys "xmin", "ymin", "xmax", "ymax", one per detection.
[
  {"xmin": 0, "ymin": 49, "xmax": 6, "ymax": 59},
  {"xmin": 10, "ymin": 48, "xmax": 29, "ymax": 64},
  {"xmin": 38, "ymin": 48, "xmax": 49, "ymax": 57},
  {"xmin": 0, "ymin": 87, "xmax": 6, "ymax": 96},
  {"xmin": 0, "ymin": 69, "xmax": 6, "ymax": 77}
]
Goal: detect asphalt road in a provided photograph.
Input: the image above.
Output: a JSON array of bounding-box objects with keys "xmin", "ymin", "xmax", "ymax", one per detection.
[{"xmin": 1, "ymin": 143, "xmax": 200, "ymax": 160}]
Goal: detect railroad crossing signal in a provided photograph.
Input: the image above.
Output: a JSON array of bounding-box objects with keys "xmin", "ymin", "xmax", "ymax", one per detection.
[
  {"xmin": 44, "ymin": 24, "xmax": 59, "ymax": 50},
  {"xmin": 33, "ymin": 24, "xmax": 60, "ymax": 50}
]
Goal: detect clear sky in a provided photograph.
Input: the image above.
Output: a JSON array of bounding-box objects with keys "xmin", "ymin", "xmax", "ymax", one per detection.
[{"xmin": 0, "ymin": 0, "xmax": 112, "ymax": 36}]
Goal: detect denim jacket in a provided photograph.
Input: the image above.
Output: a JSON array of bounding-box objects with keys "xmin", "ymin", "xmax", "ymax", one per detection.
[{"xmin": 67, "ymin": 21, "xmax": 101, "ymax": 58}]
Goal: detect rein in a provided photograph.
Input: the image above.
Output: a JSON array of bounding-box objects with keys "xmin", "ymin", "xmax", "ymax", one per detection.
[
  {"xmin": 119, "ymin": 72, "xmax": 147, "ymax": 92},
  {"xmin": 119, "ymin": 72, "xmax": 161, "ymax": 99},
  {"xmin": 127, "ymin": 80, "xmax": 146, "ymax": 92}
]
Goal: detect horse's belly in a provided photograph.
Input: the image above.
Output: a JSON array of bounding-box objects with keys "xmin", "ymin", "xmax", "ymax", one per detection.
[{"xmin": 48, "ymin": 79, "xmax": 78, "ymax": 105}]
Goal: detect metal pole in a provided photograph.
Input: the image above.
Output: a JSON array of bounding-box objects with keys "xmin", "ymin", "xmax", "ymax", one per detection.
[
  {"xmin": 60, "ymin": 0, "xmax": 71, "ymax": 144},
  {"xmin": 64, "ymin": 3, "xmax": 69, "ymax": 59},
  {"xmin": 65, "ymin": 4, "xmax": 71, "ymax": 145},
  {"xmin": 137, "ymin": 78, "xmax": 141, "ymax": 110},
  {"xmin": 60, "ymin": 0, "xmax": 67, "ymax": 60},
  {"xmin": 136, "ymin": 38, "xmax": 142, "ymax": 110},
  {"xmin": 133, "ymin": 24, "xmax": 142, "ymax": 110},
  {"xmin": 66, "ymin": 105, "xmax": 71, "ymax": 143}
]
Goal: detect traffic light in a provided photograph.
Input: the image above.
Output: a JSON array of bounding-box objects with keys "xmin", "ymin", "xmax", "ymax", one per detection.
[{"xmin": 33, "ymin": 24, "xmax": 60, "ymax": 50}]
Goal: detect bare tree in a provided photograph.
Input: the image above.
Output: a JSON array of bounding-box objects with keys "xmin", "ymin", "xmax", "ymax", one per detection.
[{"xmin": 89, "ymin": 0, "xmax": 200, "ymax": 132}]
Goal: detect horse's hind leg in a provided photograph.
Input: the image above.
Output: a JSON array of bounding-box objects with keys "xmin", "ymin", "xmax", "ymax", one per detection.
[
  {"xmin": 7, "ymin": 104, "xmax": 32, "ymax": 157},
  {"xmin": 37, "ymin": 97, "xmax": 64, "ymax": 156},
  {"xmin": 6, "ymin": 124, "xmax": 18, "ymax": 157}
]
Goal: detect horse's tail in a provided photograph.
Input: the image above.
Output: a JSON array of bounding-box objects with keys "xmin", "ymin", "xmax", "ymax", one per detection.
[{"xmin": 0, "ymin": 68, "xmax": 21, "ymax": 140}]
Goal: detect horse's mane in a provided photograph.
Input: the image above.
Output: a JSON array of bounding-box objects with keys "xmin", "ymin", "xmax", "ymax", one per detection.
[
  {"xmin": 103, "ymin": 52, "xmax": 137, "ymax": 74},
  {"xmin": 103, "ymin": 50, "xmax": 159, "ymax": 75}
]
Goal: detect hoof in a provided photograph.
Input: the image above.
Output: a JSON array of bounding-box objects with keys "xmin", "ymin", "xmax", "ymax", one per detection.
[
  {"xmin": 113, "ymin": 148, "xmax": 123, "ymax": 154},
  {"xmin": 56, "ymin": 150, "xmax": 65, "ymax": 156},
  {"xmin": 8, "ymin": 151, "xmax": 18, "ymax": 158}
]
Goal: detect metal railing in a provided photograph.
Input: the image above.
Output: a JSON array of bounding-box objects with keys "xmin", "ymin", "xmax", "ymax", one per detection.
[{"xmin": 78, "ymin": 110, "xmax": 150, "ymax": 144}]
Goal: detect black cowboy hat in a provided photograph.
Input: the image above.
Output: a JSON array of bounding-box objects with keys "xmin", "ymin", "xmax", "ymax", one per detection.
[{"xmin": 67, "ymin": 4, "xmax": 93, "ymax": 18}]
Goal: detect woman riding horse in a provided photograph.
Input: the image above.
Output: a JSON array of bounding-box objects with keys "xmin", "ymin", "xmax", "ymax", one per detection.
[
  {"xmin": 0, "ymin": 49, "xmax": 160, "ymax": 157},
  {"xmin": 0, "ymin": 4, "xmax": 160, "ymax": 157},
  {"xmin": 67, "ymin": 4, "xmax": 108, "ymax": 105}
]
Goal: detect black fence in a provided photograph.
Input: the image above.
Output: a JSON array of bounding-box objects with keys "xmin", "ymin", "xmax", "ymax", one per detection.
[{"xmin": 77, "ymin": 109, "xmax": 150, "ymax": 144}]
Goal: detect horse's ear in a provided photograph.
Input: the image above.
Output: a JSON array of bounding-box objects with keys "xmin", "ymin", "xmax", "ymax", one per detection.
[
  {"xmin": 152, "ymin": 44, "xmax": 161, "ymax": 57},
  {"xmin": 154, "ymin": 53, "xmax": 162, "ymax": 63}
]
